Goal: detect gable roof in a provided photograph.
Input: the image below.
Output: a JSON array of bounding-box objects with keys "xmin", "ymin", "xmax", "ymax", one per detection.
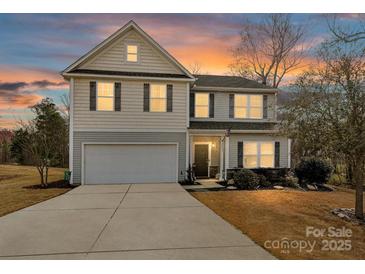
[
  {"xmin": 193, "ymin": 74, "xmax": 275, "ymax": 90},
  {"xmin": 62, "ymin": 20, "xmax": 194, "ymax": 80}
]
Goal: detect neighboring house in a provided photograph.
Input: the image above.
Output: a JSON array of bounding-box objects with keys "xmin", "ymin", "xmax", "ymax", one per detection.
[{"xmin": 61, "ymin": 20, "xmax": 290, "ymax": 185}]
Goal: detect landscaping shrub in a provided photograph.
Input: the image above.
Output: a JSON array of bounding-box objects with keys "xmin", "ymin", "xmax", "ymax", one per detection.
[
  {"xmin": 281, "ymin": 175, "xmax": 299, "ymax": 188},
  {"xmin": 232, "ymin": 169, "xmax": 259, "ymax": 190},
  {"xmin": 258, "ymin": 174, "xmax": 272, "ymax": 188},
  {"xmin": 328, "ymin": 174, "xmax": 347, "ymax": 186},
  {"xmin": 294, "ymin": 157, "xmax": 333, "ymax": 187},
  {"xmin": 252, "ymin": 168, "xmax": 289, "ymax": 184}
]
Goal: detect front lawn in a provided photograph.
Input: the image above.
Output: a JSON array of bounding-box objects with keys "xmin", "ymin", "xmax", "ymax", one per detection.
[
  {"xmin": 0, "ymin": 164, "xmax": 72, "ymax": 217},
  {"xmin": 192, "ymin": 189, "xmax": 365, "ymax": 259}
]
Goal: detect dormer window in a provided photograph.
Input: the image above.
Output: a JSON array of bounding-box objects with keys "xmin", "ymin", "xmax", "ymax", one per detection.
[{"xmin": 127, "ymin": 45, "xmax": 138, "ymax": 62}]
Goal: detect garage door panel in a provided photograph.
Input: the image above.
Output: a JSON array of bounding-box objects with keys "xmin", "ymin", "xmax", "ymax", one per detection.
[{"xmin": 84, "ymin": 144, "xmax": 177, "ymax": 184}]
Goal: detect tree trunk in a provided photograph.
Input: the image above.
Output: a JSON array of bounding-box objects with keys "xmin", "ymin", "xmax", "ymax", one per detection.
[
  {"xmin": 346, "ymin": 163, "xmax": 354, "ymax": 186},
  {"xmin": 39, "ymin": 168, "xmax": 44, "ymax": 187},
  {"xmin": 353, "ymin": 162, "xmax": 364, "ymax": 219},
  {"xmin": 45, "ymin": 166, "xmax": 49, "ymax": 187}
]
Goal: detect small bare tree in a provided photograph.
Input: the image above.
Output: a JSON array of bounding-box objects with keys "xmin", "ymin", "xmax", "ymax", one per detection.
[
  {"xmin": 188, "ymin": 62, "xmax": 202, "ymax": 75},
  {"xmin": 18, "ymin": 98, "xmax": 68, "ymax": 187},
  {"xmin": 230, "ymin": 14, "xmax": 305, "ymax": 87},
  {"xmin": 20, "ymin": 122, "xmax": 53, "ymax": 187},
  {"xmin": 60, "ymin": 93, "xmax": 70, "ymax": 120}
]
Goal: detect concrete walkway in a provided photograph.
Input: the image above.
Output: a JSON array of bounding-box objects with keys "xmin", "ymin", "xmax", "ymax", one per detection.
[{"xmin": 0, "ymin": 183, "xmax": 274, "ymax": 259}]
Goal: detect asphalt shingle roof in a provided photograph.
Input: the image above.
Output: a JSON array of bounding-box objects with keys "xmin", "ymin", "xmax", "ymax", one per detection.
[
  {"xmin": 189, "ymin": 121, "xmax": 277, "ymax": 130},
  {"xmin": 193, "ymin": 74, "xmax": 273, "ymax": 89}
]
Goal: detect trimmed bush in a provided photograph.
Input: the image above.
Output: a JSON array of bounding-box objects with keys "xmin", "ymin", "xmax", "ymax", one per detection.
[
  {"xmin": 328, "ymin": 174, "xmax": 347, "ymax": 186},
  {"xmin": 258, "ymin": 174, "xmax": 272, "ymax": 188},
  {"xmin": 294, "ymin": 158, "xmax": 333, "ymax": 186},
  {"xmin": 232, "ymin": 169, "xmax": 259, "ymax": 190},
  {"xmin": 281, "ymin": 175, "xmax": 299, "ymax": 188},
  {"xmin": 252, "ymin": 168, "xmax": 289, "ymax": 184}
]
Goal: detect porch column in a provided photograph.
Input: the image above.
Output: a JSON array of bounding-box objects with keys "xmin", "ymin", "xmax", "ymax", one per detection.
[
  {"xmin": 189, "ymin": 135, "xmax": 193, "ymax": 168},
  {"xmin": 224, "ymin": 136, "xmax": 230, "ymax": 180},
  {"xmin": 219, "ymin": 137, "xmax": 224, "ymax": 181}
]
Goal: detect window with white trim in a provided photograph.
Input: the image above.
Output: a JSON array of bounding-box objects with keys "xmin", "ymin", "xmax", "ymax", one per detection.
[
  {"xmin": 127, "ymin": 45, "xmax": 138, "ymax": 62},
  {"xmin": 260, "ymin": 142, "xmax": 274, "ymax": 168},
  {"xmin": 150, "ymin": 84, "xmax": 167, "ymax": 112},
  {"xmin": 97, "ymin": 82, "xmax": 114, "ymax": 111},
  {"xmin": 243, "ymin": 142, "xmax": 258, "ymax": 168},
  {"xmin": 243, "ymin": 142, "xmax": 274, "ymax": 168},
  {"xmin": 234, "ymin": 94, "xmax": 248, "ymax": 118},
  {"xmin": 234, "ymin": 94, "xmax": 263, "ymax": 119},
  {"xmin": 195, "ymin": 93, "xmax": 209, "ymax": 118}
]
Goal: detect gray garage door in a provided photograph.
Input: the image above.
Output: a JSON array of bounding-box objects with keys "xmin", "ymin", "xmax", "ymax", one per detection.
[{"xmin": 83, "ymin": 144, "xmax": 178, "ymax": 184}]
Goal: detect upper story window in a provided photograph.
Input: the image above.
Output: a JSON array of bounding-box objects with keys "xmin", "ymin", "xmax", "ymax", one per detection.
[
  {"xmin": 97, "ymin": 82, "xmax": 114, "ymax": 111},
  {"xmin": 234, "ymin": 94, "xmax": 263, "ymax": 119},
  {"xmin": 243, "ymin": 142, "xmax": 274, "ymax": 168},
  {"xmin": 127, "ymin": 45, "xmax": 138, "ymax": 62},
  {"xmin": 150, "ymin": 84, "xmax": 167, "ymax": 112},
  {"xmin": 195, "ymin": 93, "xmax": 209, "ymax": 118}
]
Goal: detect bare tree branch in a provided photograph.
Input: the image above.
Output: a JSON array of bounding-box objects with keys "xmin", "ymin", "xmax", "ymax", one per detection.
[
  {"xmin": 327, "ymin": 14, "xmax": 365, "ymax": 43},
  {"xmin": 230, "ymin": 14, "xmax": 306, "ymax": 88},
  {"xmin": 188, "ymin": 62, "xmax": 203, "ymax": 75}
]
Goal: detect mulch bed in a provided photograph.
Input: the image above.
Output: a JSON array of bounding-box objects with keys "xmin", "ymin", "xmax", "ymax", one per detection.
[{"xmin": 23, "ymin": 180, "xmax": 74, "ymax": 189}]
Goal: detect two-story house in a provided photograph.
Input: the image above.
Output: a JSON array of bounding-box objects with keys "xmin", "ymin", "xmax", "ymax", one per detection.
[{"xmin": 62, "ymin": 20, "xmax": 290, "ymax": 185}]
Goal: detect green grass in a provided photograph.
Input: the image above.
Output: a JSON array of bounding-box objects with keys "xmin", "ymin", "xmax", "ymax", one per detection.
[{"xmin": 0, "ymin": 164, "xmax": 72, "ymax": 217}]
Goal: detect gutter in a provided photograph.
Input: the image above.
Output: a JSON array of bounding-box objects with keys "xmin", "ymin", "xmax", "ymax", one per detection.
[
  {"xmin": 191, "ymin": 86, "xmax": 278, "ymax": 93},
  {"xmin": 62, "ymin": 72, "xmax": 196, "ymax": 82}
]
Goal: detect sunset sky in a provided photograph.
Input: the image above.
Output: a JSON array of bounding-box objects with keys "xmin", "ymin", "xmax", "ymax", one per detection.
[{"xmin": 0, "ymin": 13, "xmax": 364, "ymax": 129}]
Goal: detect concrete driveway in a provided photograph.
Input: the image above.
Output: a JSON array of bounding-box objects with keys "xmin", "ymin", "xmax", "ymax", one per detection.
[{"xmin": 0, "ymin": 183, "xmax": 274, "ymax": 259}]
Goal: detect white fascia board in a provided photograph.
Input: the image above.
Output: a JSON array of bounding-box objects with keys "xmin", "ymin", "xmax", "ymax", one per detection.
[
  {"xmin": 191, "ymin": 86, "xmax": 278, "ymax": 93},
  {"xmin": 62, "ymin": 73, "xmax": 195, "ymax": 82}
]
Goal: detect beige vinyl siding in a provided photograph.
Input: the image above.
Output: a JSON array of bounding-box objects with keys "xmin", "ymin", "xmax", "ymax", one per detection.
[
  {"xmin": 73, "ymin": 78, "xmax": 188, "ymax": 131},
  {"xmin": 79, "ymin": 30, "xmax": 181, "ymax": 74},
  {"xmin": 229, "ymin": 133, "xmax": 288, "ymax": 168},
  {"xmin": 190, "ymin": 91, "xmax": 276, "ymax": 122},
  {"xmin": 72, "ymin": 132, "xmax": 186, "ymax": 185}
]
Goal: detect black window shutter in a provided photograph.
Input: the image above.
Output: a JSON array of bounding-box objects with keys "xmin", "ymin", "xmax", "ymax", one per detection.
[
  {"xmin": 209, "ymin": 93, "xmax": 214, "ymax": 118},
  {"xmin": 275, "ymin": 141, "xmax": 280, "ymax": 168},
  {"xmin": 190, "ymin": 92, "xmax": 195, "ymax": 117},
  {"xmin": 229, "ymin": 94, "xmax": 234, "ymax": 118},
  {"xmin": 89, "ymin": 81, "xmax": 96, "ymax": 111},
  {"xmin": 114, "ymin": 82, "xmax": 121, "ymax": 111},
  {"xmin": 167, "ymin": 84, "xmax": 173, "ymax": 112},
  {"xmin": 143, "ymin": 83, "xmax": 150, "ymax": 112},
  {"xmin": 263, "ymin": 95, "xmax": 268, "ymax": 119},
  {"xmin": 237, "ymin": 141, "xmax": 243, "ymax": 168}
]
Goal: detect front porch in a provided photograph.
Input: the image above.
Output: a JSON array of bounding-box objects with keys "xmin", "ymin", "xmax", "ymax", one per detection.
[{"xmin": 188, "ymin": 133, "xmax": 229, "ymax": 181}]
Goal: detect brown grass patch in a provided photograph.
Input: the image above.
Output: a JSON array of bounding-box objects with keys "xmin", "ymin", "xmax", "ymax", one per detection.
[
  {"xmin": 0, "ymin": 164, "xmax": 72, "ymax": 217},
  {"xmin": 191, "ymin": 189, "xmax": 365, "ymax": 259}
]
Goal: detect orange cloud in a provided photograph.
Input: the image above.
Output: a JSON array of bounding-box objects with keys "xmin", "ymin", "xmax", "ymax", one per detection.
[
  {"xmin": 0, "ymin": 65, "xmax": 63, "ymax": 83},
  {"xmin": 171, "ymin": 45, "xmax": 233, "ymax": 75},
  {"xmin": 0, "ymin": 118, "xmax": 18, "ymax": 129},
  {"xmin": 0, "ymin": 93, "xmax": 43, "ymax": 110}
]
